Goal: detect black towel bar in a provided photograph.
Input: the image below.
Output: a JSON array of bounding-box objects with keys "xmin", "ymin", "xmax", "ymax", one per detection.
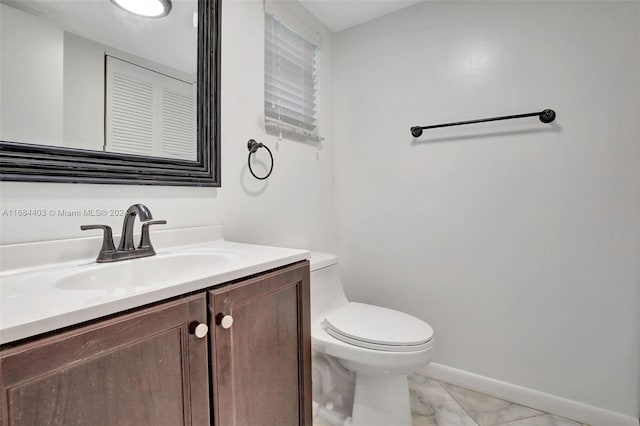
[{"xmin": 410, "ymin": 109, "xmax": 556, "ymax": 137}]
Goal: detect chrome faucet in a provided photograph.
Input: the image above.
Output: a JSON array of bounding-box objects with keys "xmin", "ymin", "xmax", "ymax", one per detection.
[{"xmin": 81, "ymin": 204, "xmax": 166, "ymax": 263}]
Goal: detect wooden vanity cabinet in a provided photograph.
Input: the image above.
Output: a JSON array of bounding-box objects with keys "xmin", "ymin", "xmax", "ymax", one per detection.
[
  {"xmin": 209, "ymin": 261, "xmax": 312, "ymax": 426},
  {"xmin": 0, "ymin": 294, "xmax": 210, "ymax": 426},
  {"xmin": 0, "ymin": 261, "xmax": 311, "ymax": 426}
]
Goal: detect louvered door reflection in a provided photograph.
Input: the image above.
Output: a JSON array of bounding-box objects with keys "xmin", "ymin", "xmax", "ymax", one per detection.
[{"xmin": 105, "ymin": 55, "xmax": 196, "ymax": 161}]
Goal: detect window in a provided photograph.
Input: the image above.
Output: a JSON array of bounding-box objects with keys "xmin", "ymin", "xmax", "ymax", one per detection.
[{"xmin": 264, "ymin": 13, "xmax": 322, "ymax": 142}]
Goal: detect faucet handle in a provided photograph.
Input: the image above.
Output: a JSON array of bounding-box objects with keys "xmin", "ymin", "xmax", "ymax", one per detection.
[
  {"xmin": 139, "ymin": 220, "xmax": 167, "ymax": 249},
  {"xmin": 80, "ymin": 225, "xmax": 116, "ymax": 254}
]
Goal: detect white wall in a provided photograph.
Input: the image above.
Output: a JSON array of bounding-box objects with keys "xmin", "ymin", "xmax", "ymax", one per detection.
[
  {"xmin": 0, "ymin": 4, "xmax": 63, "ymax": 146},
  {"xmin": 0, "ymin": 0, "xmax": 335, "ymax": 255},
  {"xmin": 219, "ymin": 0, "xmax": 335, "ymax": 251},
  {"xmin": 63, "ymin": 32, "xmax": 105, "ymax": 150},
  {"xmin": 333, "ymin": 0, "xmax": 640, "ymax": 418}
]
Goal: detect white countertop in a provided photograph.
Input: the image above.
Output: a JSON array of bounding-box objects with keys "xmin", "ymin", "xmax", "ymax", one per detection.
[{"xmin": 0, "ymin": 226, "xmax": 309, "ymax": 345}]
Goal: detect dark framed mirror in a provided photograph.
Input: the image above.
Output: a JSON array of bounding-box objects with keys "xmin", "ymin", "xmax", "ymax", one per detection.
[{"xmin": 0, "ymin": 0, "xmax": 220, "ymax": 186}]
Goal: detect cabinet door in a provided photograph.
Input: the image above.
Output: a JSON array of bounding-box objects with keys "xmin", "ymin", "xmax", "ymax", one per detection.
[
  {"xmin": 210, "ymin": 261, "xmax": 311, "ymax": 426},
  {"xmin": 0, "ymin": 294, "xmax": 210, "ymax": 426}
]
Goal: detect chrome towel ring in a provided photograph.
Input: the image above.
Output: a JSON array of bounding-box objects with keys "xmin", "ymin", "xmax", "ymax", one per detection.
[{"xmin": 247, "ymin": 139, "xmax": 274, "ymax": 180}]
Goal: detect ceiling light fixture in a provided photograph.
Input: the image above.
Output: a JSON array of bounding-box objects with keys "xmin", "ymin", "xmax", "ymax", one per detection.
[{"xmin": 111, "ymin": 0, "xmax": 172, "ymax": 18}]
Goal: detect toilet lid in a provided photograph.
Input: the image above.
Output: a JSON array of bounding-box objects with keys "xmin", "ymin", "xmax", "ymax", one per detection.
[{"xmin": 322, "ymin": 303, "xmax": 433, "ymax": 351}]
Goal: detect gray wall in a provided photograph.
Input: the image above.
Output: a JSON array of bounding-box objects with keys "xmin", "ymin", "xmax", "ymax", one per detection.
[{"xmin": 333, "ymin": 0, "xmax": 640, "ymax": 417}]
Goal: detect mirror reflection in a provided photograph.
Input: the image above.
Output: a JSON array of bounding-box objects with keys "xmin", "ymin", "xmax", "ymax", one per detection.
[{"xmin": 0, "ymin": 0, "xmax": 198, "ymax": 161}]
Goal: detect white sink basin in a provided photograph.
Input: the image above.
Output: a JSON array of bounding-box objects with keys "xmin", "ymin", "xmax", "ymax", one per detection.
[
  {"xmin": 0, "ymin": 226, "xmax": 309, "ymax": 345},
  {"xmin": 56, "ymin": 252, "xmax": 237, "ymax": 291}
]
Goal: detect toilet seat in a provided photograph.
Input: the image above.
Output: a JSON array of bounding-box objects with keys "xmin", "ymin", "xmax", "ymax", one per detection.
[{"xmin": 321, "ymin": 302, "xmax": 434, "ymax": 352}]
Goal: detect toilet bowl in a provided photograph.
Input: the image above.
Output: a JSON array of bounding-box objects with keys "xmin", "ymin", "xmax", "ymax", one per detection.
[{"xmin": 310, "ymin": 252, "xmax": 434, "ymax": 426}]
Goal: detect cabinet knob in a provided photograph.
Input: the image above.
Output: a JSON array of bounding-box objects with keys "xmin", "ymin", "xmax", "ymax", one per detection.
[
  {"xmin": 219, "ymin": 314, "xmax": 234, "ymax": 329},
  {"xmin": 192, "ymin": 323, "xmax": 209, "ymax": 339}
]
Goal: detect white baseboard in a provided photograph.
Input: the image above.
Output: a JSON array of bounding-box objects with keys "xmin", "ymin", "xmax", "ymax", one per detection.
[{"xmin": 417, "ymin": 363, "xmax": 639, "ymax": 426}]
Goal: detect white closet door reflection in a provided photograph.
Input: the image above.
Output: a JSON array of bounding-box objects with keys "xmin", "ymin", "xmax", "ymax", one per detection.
[{"xmin": 105, "ymin": 56, "xmax": 196, "ymax": 161}]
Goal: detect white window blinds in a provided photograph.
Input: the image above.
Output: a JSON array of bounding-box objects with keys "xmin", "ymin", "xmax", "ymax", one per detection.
[{"xmin": 265, "ymin": 13, "xmax": 322, "ymax": 142}]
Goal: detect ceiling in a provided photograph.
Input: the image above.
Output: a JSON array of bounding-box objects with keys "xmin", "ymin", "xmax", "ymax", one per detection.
[
  {"xmin": 299, "ymin": 0, "xmax": 423, "ymax": 33},
  {"xmin": 3, "ymin": 0, "xmax": 197, "ymax": 75}
]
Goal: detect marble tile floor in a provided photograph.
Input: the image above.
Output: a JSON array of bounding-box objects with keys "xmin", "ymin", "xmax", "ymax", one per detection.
[{"xmin": 314, "ymin": 374, "xmax": 588, "ymax": 426}]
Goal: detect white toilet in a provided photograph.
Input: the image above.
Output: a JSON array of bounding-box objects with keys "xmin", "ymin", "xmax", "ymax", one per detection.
[{"xmin": 310, "ymin": 252, "xmax": 434, "ymax": 426}]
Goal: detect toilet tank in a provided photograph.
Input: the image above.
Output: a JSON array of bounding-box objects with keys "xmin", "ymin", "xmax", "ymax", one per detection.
[{"xmin": 309, "ymin": 252, "xmax": 349, "ymax": 322}]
